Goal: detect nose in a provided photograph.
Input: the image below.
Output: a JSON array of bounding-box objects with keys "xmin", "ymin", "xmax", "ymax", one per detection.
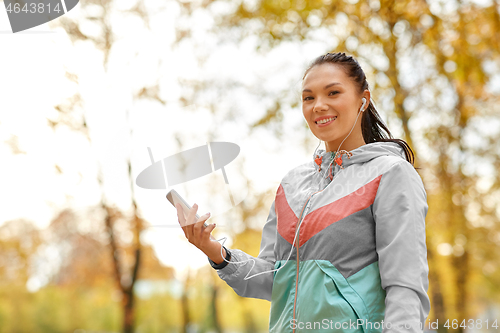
[{"xmin": 312, "ymin": 95, "xmax": 328, "ymax": 112}]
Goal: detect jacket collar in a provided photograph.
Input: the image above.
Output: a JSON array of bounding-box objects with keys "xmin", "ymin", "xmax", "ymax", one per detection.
[{"xmin": 313, "ymin": 141, "xmax": 405, "ymax": 172}]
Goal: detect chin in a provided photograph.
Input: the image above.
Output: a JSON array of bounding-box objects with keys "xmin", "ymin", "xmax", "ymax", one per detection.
[{"xmin": 315, "ymin": 130, "xmax": 339, "ymax": 140}]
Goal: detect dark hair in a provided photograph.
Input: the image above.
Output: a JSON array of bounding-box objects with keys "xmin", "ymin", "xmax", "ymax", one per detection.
[{"xmin": 302, "ymin": 52, "xmax": 416, "ymax": 167}]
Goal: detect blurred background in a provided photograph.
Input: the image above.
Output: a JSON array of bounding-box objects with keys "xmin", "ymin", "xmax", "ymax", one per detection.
[{"xmin": 1, "ymin": 0, "xmax": 500, "ymax": 332}]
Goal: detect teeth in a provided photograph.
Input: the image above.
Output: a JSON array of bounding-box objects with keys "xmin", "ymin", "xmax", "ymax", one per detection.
[{"xmin": 316, "ymin": 116, "xmax": 336, "ymax": 124}]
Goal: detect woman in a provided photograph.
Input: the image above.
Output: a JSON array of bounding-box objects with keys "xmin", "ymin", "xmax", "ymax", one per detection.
[{"xmin": 176, "ymin": 52, "xmax": 430, "ymax": 333}]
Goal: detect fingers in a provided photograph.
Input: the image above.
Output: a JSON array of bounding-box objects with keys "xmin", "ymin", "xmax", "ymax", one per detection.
[
  {"xmin": 197, "ymin": 212, "xmax": 211, "ymax": 223},
  {"xmin": 175, "ymin": 203, "xmax": 188, "ymax": 238},
  {"xmin": 197, "ymin": 218, "xmax": 216, "ymax": 250},
  {"xmin": 186, "ymin": 203, "xmax": 199, "ymax": 229},
  {"xmin": 185, "ymin": 203, "xmax": 199, "ymax": 241},
  {"xmin": 175, "ymin": 201, "xmax": 218, "ymax": 258},
  {"xmin": 192, "ymin": 209, "xmax": 211, "ymax": 241},
  {"xmin": 176, "ymin": 202, "xmax": 198, "ymax": 230},
  {"xmin": 177, "ymin": 203, "xmax": 214, "ymax": 247},
  {"xmin": 203, "ymin": 222, "xmax": 216, "ymax": 236},
  {"xmin": 175, "ymin": 203, "xmax": 185, "ymax": 225}
]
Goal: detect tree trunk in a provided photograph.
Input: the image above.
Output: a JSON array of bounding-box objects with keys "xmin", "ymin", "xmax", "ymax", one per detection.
[
  {"xmin": 123, "ymin": 291, "xmax": 135, "ymax": 333},
  {"xmin": 208, "ymin": 283, "xmax": 222, "ymax": 333},
  {"xmin": 427, "ymin": 240, "xmax": 448, "ymax": 333},
  {"xmin": 181, "ymin": 269, "xmax": 192, "ymax": 333}
]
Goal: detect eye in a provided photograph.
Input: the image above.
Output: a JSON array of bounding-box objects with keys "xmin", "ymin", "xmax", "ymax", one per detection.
[{"xmin": 303, "ymin": 91, "xmax": 339, "ymax": 101}]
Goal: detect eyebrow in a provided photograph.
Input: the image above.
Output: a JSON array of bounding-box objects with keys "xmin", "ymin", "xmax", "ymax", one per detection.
[{"xmin": 302, "ymin": 82, "xmax": 341, "ymax": 93}]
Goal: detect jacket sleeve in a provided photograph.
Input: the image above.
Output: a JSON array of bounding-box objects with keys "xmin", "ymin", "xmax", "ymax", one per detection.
[
  {"xmin": 209, "ymin": 199, "xmax": 277, "ymax": 301},
  {"xmin": 372, "ymin": 160, "xmax": 431, "ymax": 332}
]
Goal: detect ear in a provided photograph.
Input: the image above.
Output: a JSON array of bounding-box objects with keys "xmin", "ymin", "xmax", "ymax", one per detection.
[{"xmin": 361, "ymin": 90, "xmax": 371, "ymax": 111}]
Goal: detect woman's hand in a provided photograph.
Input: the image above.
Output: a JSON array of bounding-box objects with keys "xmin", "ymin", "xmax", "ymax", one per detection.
[{"xmin": 176, "ymin": 203, "xmax": 226, "ymax": 263}]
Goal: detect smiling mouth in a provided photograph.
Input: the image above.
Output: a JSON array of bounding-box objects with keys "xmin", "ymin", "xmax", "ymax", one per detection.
[{"xmin": 315, "ymin": 116, "xmax": 337, "ymax": 124}]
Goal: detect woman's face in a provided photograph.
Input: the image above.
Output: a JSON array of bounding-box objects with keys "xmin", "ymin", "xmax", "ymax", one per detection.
[{"xmin": 301, "ymin": 63, "xmax": 368, "ymax": 152}]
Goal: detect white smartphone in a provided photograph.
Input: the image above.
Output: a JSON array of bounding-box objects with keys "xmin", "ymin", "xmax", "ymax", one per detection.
[{"xmin": 166, "ymin": 189, "xmax": 208, "ymax": 227}]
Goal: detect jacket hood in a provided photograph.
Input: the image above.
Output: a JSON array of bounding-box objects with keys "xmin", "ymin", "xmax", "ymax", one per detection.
[{"xmin": 313, "ymin": 141, "xmax": 406, "ymax": 172}]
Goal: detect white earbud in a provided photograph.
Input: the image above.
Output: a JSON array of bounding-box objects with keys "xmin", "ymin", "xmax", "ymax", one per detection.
[{"xmin": 361, "ymin": 98, "xmax": 367, "ymax": 112}]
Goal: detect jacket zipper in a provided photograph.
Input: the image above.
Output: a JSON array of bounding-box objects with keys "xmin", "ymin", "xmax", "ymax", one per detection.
[
  {"xmin": 292, "ymin": 193, "xmax": 311, "ymax": 333},
  {"xmin": 292, "ymin": 162, "xmax": 338, "ymax": 333}
]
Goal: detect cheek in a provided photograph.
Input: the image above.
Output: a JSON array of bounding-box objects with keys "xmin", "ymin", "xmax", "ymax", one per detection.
[{"xmin": 302, "ymin": 106, "xmax": 311, "ymax": 119}]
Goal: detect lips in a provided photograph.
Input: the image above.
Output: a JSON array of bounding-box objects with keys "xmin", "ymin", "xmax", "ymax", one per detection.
[{"xmin": 315, "ymin": 116, "xmax": 337, "ymax": 126}]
